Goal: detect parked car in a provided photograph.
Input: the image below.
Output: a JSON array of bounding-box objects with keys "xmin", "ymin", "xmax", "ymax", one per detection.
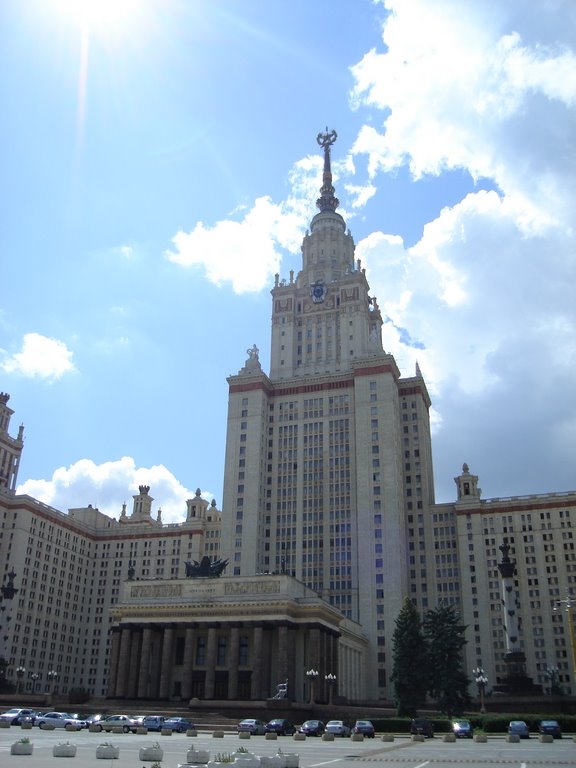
[
  {"xmin": 85, "ymin": 714, "xmax": 104, "ymax": 726},
  {"xmin": 162, "ymin": 717, "xmax": 194, "ymax": 733},
  {"xmin": 0, "ymin": 708, "xmax": 37, "ymax": 725},
  {"xmin": 508, "ymin": 720, "xmax": 530, "ymax": 738},
  {"xmin": 538, "ymin": 720, "xmax": 562, "ymax": 738},
  {"xmin": 141, "ymin": 715, "xmax": 165, "ymax": 731},
  {"xmin": 452, "ymin": 719, "xmax": 473, "ymax": 738},
  {"xmin": 410, "ymin": 719, "xmax": 434, "ymax": 738},
  {"xmin": 95, "ymin": 714, "xmax": 138, "ymax": 733},
  {"xmin": 298, "ymin": 720, "xmax": 325, "ymax": 736},
  {"xmin": 353, "ymin": 720, "xmax": 375, "ymax": 738},
  {"xmin": 265, "ymin": 719, "xmax": 296, "ymax": 736},
  {"xmin": 237, "ymin": 719, "xmax": 266, "ymax": 735},
  {"xmin": 37, "ymin": 712, "xmax": 86, "ymax": 730},
  {"xmin": 325, "ymin": 720, "xmax": 351, "ymax": 737}
]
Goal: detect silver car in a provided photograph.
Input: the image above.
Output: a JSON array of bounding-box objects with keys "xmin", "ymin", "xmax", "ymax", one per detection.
[{"xmin": 37, "ymin": 712, "xmax": 86, "ymax": 730}]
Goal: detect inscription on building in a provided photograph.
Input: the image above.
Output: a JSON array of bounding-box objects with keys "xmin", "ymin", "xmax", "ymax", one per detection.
[
  {"xmin": 130, "ymin": 584, "xmax": 183, "ymax": 599},
  {"xmin": 225, "ymin": 581, "xmax": 281, "ymax": 595}
]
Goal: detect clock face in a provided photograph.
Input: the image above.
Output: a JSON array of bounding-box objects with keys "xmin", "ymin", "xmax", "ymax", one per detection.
[{"xmin": 310, "ymin": 281, "xmax": 327, "ymax": 304}]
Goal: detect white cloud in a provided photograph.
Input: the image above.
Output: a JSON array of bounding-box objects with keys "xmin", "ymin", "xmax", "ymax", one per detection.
[
  {"xmin": 351, "ymin": 0, "xmax": 576, "ymax": 497},
  {"xmin": 1, "ymin": 333, "xmax": 76, "ymax": 380},
  {"xmin": 16, "ymin": 456, "xmax": 215, "ymax": 525}
]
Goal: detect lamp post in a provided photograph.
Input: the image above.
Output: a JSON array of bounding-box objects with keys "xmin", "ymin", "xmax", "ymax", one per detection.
[
  {"xmin": 30, "ymin": 672, "xmax": 39, "ymax": 693},
  {"xmin": 553, "ymin": 597, "xmax": 576, "ymax": 678},
  {"xmin": 47, "ymin": 669, "xmax": 58, "ymax": 692},
  {"xmin": 306, "ymin": 668, "xmax": 319, "ymax": 704},
  {"xmin": 545, "ymin": 665, "xmax": 560, "ymax": 695},
  {"xmin": 15, "ymin": 666, "xmax": 26, "ymax": 694},
  {"xmin": 473, "ymin": 667, "xmax": 488, "ymax": 713},
  {"xmin": 325, "ymin": 673, "xmax": 336, "ymax": 705}
]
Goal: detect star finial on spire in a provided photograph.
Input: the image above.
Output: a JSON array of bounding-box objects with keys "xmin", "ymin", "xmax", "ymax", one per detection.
[{"xmin": 316, "ymin": 128, "xmax": 339, "ymax": 213}]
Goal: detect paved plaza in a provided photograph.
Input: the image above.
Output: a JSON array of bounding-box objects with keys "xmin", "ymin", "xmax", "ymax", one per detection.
[{"xmin": 1, "ymin": 727, "xmax": 575, "ymax": 768}]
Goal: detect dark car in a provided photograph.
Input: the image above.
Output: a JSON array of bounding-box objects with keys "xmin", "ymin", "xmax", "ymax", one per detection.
[
  {"xmin": 353, "ymin": 720, "xmax": 375, "ymax": 738},
  {"xmin": 162, "ymin": 717, "xmax": 194, "ymax": 733},
  {"xmin": 299, "ymin": 719, "xmax": 325, "ymax": 736},
  {"xmin": 452, "ymin": 719, "xmax": 473, "ymax": 738},
  {"xmin": 508, "ymin": 720, "xmax": 530, "ymax": 739},
  {"xmin": 410, "ymin": 718, "xmax": 434, "ymax": 738},
  {"xmin": 265, "ymin": 719, "xmax": 296, "ymax": 736},
  {"xmin": 538, "ymin": 720, "xmax": 562, "ymax": 738},
  {"xmin": 141, "ymin": 715, "xmax": 165, "ymax": 731},
  {"xmin": 237, "ymin": 719, "xmax": 266, "ymax": 735}
]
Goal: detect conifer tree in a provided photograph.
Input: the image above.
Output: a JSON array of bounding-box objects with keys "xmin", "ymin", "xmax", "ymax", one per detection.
[
  {"xmin": 391, "ymin": 597, "xmax": 428, "ymax": 716},
  {"xmin": 423, "ymin": 602, "xmax": 470, "ymax": 716}
]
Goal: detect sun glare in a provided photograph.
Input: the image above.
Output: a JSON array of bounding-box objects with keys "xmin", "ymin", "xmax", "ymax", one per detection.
[{"xmin": 54, "ymin": 0, "xmax": 141, "ymax": 32}]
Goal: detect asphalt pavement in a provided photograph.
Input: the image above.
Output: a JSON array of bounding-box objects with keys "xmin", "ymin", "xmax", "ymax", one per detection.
[{"xmin": 0, "ymin": 727, "xmax": 575, "ymax": 768}]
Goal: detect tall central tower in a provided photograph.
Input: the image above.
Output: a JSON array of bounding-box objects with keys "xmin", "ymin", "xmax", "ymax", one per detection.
[{"xmin": 221, "ymin": 131, "xmax": 435, "ymax": 700}]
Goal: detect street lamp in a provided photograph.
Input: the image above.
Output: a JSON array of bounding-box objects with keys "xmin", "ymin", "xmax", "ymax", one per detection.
[
  {"xmin": 545, "ymin": 665, "xmax": 560, "ymax": 695},
  {"xmin": 306, "ymin": 668, "xmax": 319, "ymax": 704},
  {"xmin": 30, "ymin": 672, "xmax": 39, "ymax": 693},
  {"xmin": 473, "ymin": 666, "xmax": 488, "ymax": 713},
  {"xmin": 553, "ymin": 597, "xmax": 576, "ymax": 677},
  {"xmin": 47, "ymin": 669, "xmax": 58, "ymax": 692},
  {"xmin": 15, "ymin": 666, "xmax": 26, "ymax": 694},
  {"xmin": 325, "ymin": 673, "xmax": 336, "ymax": 704}
]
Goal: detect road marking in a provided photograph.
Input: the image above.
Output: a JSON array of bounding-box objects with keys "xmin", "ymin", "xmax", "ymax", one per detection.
[
  {"xmin": 309, "ymin": 761, "xmax": 346, "ymax": 767},
  {"xmin": 414, "ymin": 762, "xmax": 430, "ymax": 768}
]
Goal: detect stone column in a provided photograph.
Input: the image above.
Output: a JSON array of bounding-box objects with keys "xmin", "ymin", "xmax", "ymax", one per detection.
[
  {"xmin": 181, "ymin": 626, "xmax": 195, "ymax": 701},
  {"xmin": 106, "ymin": 628, "xmax": 121, "ymax": 698},
  {"xmin": 251, "ymin": 626, "xmax": 263, "ymax": 699},
  {"xmin": 127, "ymin": 628, "xmax": 141, "ymax": 698},
  {"xmin": 228, "ymin": 625, "xmax": 240, "ymax": 700},
  {"xmin": 204, "ymin": 626, "xmax": 217, "ymax": 699},
  {"xmin": 137, "ymin": 627, "xmax": 152, "ymax": 699},
  {"xmin": 277, "ymin": 624, "xmax": 289, "ymax": 694},
  {"xmin": 158, "ymin": 625, "xmax": 175, "ymax": 699},
  {"xmin": 115, "ymin": 626, "xmax": 132, "ymax": 697}
]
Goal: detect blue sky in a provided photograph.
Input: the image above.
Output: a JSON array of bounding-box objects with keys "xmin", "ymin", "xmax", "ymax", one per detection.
[{"xmin": 1, "ymin": 0, "xmax": 575, "ymax": 523}]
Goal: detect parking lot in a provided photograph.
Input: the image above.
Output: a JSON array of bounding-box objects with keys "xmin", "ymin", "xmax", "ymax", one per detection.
[{"xmin": 1, "ymin": 727, "xmax": 575, "ymax": 768}]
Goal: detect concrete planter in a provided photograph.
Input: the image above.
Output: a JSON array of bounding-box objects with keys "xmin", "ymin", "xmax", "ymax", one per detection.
[
  {"xmin": 161, "ymin": 728, "xmax": 173, "ymax": 736},
  {"xmin": 321, "ymin": 733, "xmax": 334, "ymax": 742},
  {"xmin": 234, "ymin": 756, "xmax": 259, "ymax": 768},
  {"xmin": 89, "ymin": 724, "xmax": 101, "ymax": 733},
  {"xmin": 139, "ymin": 746, "xmax": 164, "ymax": 762},
  {"xmin": 411, "ymin": 735, "xmax": 425, "ymax": 742},
  {"xmin": 293, "ymin": 733, "xmax": 306, "ymax": 741},
  {"xmin": 506, "ymin": 734, "xmax": 520, "ymax": 743},
  {"xmin": 187, "ymin": 748, "xmax": 210, "ymax": 764},
  {"xmin": 53, "ymin": 743, "xmax": 77, "ymax": 757},
  {"xmin": 11, "ymin": 742, "xmax": 33, "ymax": 755},
  {"xmin": 381, "ymin": 734, "xmax": 394, "ymax": 742},
  {"xmin": 265, "ymin": 732, "xmax": 278, "ymax": 740},
  {"xmin": 212, "ymin": 731, "xmax": 225, "ymax": 739},
  {"xmin": 137, "ymin": 727, "xmax": 148, "ymax": 734},
  {"xmin": 0, "ymin": 720, "xmax": 10, "ymax": 728},
  {"xmin": 96, "ymin": 745, "xmax": 120, "ymax": 759},
  {"xmin": 259, "ymin": 757, "xmax": 281, "ymax": 768},
  {"xmin": 474, "ymin": 734, "xmax": 487, "ymax": 743},
  {"xmin": 186, "ymin": 729, "xmax": 198, "ymax": 737},
  {"xmin": 351, "ymin": 734, "xmax": 364, "ymax": 742},
  {"xmin": 283, "ymin": 753, "xmax": 300, "ymax": 768},
  {"xmin": 20, "ymin": 723, "xmax": 33, "ymax": 730},
  {"xmin": 239, "ymin": 732, "xmax": 251, "ymax": 740},
  {"xmin": 539, "ymin": 735, "xmax": 554, "ymax": 743},
  {"xmin": 443, "ymin": 734, "xmax": 456, "ymax": 743}
]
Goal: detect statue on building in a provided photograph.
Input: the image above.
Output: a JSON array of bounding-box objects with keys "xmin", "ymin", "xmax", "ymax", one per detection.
[{"xmin": 184, "ymin": 556, "xmax": 229, "ymax": 578}]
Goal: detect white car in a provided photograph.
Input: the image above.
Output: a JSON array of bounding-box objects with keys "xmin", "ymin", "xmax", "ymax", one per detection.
[
  {"xmin": 0, "ymin": 708, "xmax": 37, "ymax": 725},
  {"xmin": 325, "ymin": 720, "xmax": 351, "ymax": 737},
  {"xmin": 37, "ymin": 712, "xmax": 86, "ymax": 730}
]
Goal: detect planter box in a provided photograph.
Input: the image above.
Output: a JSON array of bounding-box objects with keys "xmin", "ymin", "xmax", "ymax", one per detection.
[
  {"xmin": 293, "ymin": 733, "xmax": 306, "ymax": 741},
  {"xmin": 265, "ymin": 732, "xmax": 278, "ymax": 740},
  {"xmin": 351, "ymin": 734, "xmax": 364, "ymax": 742},
  {"xmin": 234, "ymin": 756, "xmax": 259, "ymax": 768},
  {"xmin": 283, "ymin": 754, "xmax": 299, "ymax": 768},
  {"xmin": 96, "ymin": 745, "xmax": 120, "ymax": 759},
  {"xmin": 539, "ymin": 735, "xmax": 554, "ymax": 744},
  {"xmin": 111, "ymin": 727, "xmax": 124, "ymax": 734},
  {"xmin": 322, "ymin": 733, "xmax": 334, "ymax": 742},
  {"xmin": 11, "ymin": 743, "xmax": 34, "ymax": 755},
  {"xmin": 0, "ymin": 720, "xmax": 10, "ymax": 728},
  {"xmin": 474, "ymin": 735, "xmax": 487, "ymax": 743},
  {"xmin": 187, "ymin": 748, "xmax": 210, "ymax": 764},
  {"xmin": 212, "ymin": 731, "xmax": 225, "ymax": 739},
  {"xmin": 381, "ymin": 734, "xmax": 394, "ymax": 742},
  {"xmin": 20, "ymin": 723, "xmax": 33, "ymax": 730},
  {"xmin": 53, "ymin": 744, "xmax": 77, "ymax": 757},
  {"xmin": 161, "ymin": 728, "xmax": 173, "ymax": 736},
  {"xmin": 239, "ymin": 732, "xmax": 251, "ymax": 740},
  {"xmin": 137, "ymin": 727, "xmax": 148, "ymax": 734},
  {"xmin": 186, "ymin": 729, "xmax": 198, "ymax": 737},
  {"xmin": 89, "ymin": 724, "xmax": 101, "ymax": 733},
  {"xmin": 139, "ymin": 747, "xmax": 164, "ymax": 762},
  {"xmin": 411, "ymin": 735, "xmax": 425, "ymax": 742},
  {"xmin": 442, "ymin": 734, "xmax": 456, "ymax": 743},
  {"xmin": 506, "ymin": 735, "xmax": 520, "ymax": 744}
]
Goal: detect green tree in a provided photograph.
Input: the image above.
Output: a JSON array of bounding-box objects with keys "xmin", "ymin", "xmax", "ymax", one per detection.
[
  {"xmin": 423, "ymin": 602, "xmax": 470, "ymax": 716},
  {"xmin": 391, "ymin": 597, "xmax": 428, "ymax": 716}
]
